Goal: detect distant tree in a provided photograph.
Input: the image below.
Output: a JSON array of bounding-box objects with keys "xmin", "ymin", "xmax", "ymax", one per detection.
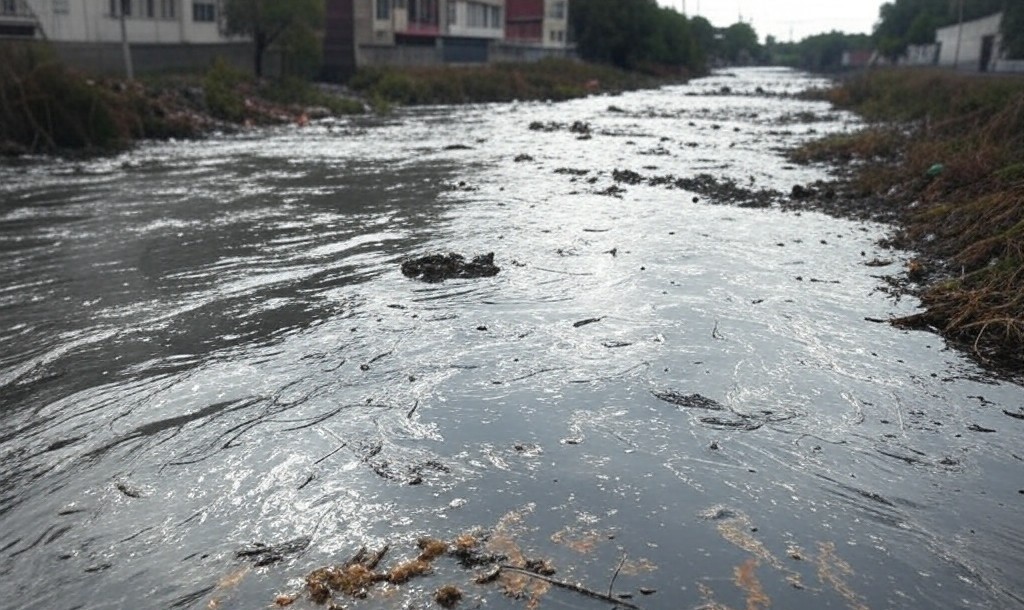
[
  {"xmin": 569, "ymin": 0, "xmax": 700, "ymax": 72},
  {"xmin": 689, "ymin": 15, "xmax": 717, "ymax": 63},
  {"xmin": 1003, "ymin": 1, "xmax": 1024, "ymax": 58},
  {"xmin": 720, "ymin": 22, "xmax": 760, "ymax": 64},
  {"xmin": 222, "ymin": 0, "xmax": 324, "ymax": 78},
  {"xmin": 874, "ymin": 0, "xmax": 944, "ymax": 59}
]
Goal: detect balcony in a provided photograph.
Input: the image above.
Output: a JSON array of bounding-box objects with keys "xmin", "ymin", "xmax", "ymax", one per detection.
[
  {"xmin": 0, "ymin": 0, "xmax": 36, "ymax": 37},
  {"xmin": 398, "ymin": 0, "xmax": 439, "ymax": 37}
]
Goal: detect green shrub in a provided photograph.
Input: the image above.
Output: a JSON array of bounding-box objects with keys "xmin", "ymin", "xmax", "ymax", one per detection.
[
  {"xmin": 203, "ymin": 58, "xmax": 247, "ymax": 121},
  {"xmin": 0, "ymin": 42, "xmax": 133, "ymax": 152}
]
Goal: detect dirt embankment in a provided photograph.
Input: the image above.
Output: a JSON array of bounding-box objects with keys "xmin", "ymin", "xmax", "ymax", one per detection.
[
  {"xmin": 790, "ymin": 69, "xmax": 1024, "ymax": 373},
  {"xmin": 0, "ymin": 44, "xmax": 368, "ymax": 157},
  {"xmin": 1, "ymin": 41, "xmax": 668, "ymax": 158}
]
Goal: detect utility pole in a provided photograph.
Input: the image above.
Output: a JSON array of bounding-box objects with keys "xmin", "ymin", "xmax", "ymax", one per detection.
[
  {"xmin": 953, "ymin": 0, "xmax": 964, "ymax": 69},
  {"xmin": 119, "ymin": 0, "xmax": 134, "ymax": 81}
]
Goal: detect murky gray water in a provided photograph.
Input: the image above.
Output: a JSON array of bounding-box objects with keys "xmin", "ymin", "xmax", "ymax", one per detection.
[{"xmin": 1, "ymin": 68, "xmax": 1023, "ymax": 610}]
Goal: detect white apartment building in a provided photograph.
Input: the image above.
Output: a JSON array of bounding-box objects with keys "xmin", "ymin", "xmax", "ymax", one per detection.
[{"xmin": 1, "ymin": 0, "xmax": 253, "ymax": 75}]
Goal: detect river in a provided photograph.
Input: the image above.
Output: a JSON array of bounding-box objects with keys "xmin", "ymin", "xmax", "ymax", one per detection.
[{"xmin": 1, "ymin": 68, "xmax": 1022, "ymax": 610}]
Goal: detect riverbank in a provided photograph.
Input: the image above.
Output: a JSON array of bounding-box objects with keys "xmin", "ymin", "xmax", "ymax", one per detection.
[
  {"xmin": 790, "ymin": 69, "xmax": 1024, "ymax": 371},
  {"xmin": 0, "ymin": 43, "xmax": 661, "ymax": 157}
]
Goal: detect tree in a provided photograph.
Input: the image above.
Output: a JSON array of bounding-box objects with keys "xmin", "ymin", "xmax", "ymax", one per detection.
[
  {"xmin": 222, "ymin": 0, "xmax": 324, "ymax": 78},
  {"xmin": 689, "ymin": 16, "xmax": 716, "ymax": 64},
  {"xmin": 569, "ymin": 0, "xmax": 701, "ymax": 72},
  {"xmin": 720, "ymin": 22, "xmax": 759, "ymax": 64},
  {"xmin": 1002, "ymin": 1, "xmax": 1024, "ymax": 58}
]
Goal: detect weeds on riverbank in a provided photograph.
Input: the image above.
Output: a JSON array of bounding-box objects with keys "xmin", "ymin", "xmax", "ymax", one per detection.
[
  {"xmin": 796, "ymin": 69, "xmax": 1024, "ymax": 368},
  {"xmin": 0, "ymin": 44, "xmax": 363, "ymax": 156},
  {"xmin": 349, "ymin": 58, "xmax": 659, "ymax": 107},
  {"xmin": 0, "ymin": 43, "xmax": 139, "ymax": 154}
]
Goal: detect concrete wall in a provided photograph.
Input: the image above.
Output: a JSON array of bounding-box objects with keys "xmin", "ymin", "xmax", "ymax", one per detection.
[
  {"xmin": 491, "ymin": 41, "xmax": 572, "ymax": 62},
  {"xmin": 992, "ymin": 58, "xmax": 1024, "ymax": 73},
  {"xmin": 936, "ymin": 12, "xmax": 1001, "ymax": 70},
  {"xmin": 903, "ymin": 43, "xmax": 938, "ymax": 66},
  {"xmin": 50, "ymin": 40, "xmax": 264, "ymax": 76},
  {"xmin": 357, "ymin": 42, "xmax": 442, "ymax": 66}
]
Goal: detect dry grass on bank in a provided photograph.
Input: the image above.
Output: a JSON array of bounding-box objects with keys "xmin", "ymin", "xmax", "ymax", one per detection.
[
  {"xmin": 797, "ymin": 69, "xmax": 1024, "ymax": 368},
  {"xmin": 348, "ymin": 58, "xmax": 661, "ymax": 108}
]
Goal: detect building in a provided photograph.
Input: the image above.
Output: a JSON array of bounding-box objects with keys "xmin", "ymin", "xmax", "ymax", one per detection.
[
  {"xmin": 0, "ymin": 0, "xmax": 38, "ymax": 38},
  {"xmin": 841, "ymin": 49, "xmax": 875, "ymax": 69},
  {"xmin": 935, "ymin": 12, "xmax": 1024, "ymax": 73},
  {"xmin": 1, "ymin": 0, "xmax": 254, "ymax": 75},
  {"xmin": 903, "ymin": 43, "xmax": 939, "ymax": 66},
  {"xmin": 323, "ymin": 0, "xmax": 572, "ymax": 81},
  {"xmin": 505, "ymin": 0, "xmax": 567, "ymax": 48}
]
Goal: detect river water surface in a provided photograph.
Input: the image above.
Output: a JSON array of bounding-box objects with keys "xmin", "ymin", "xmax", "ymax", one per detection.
[{"xmin": 1, "ymin": 68, "xmax": 1023, "ymax": 610}]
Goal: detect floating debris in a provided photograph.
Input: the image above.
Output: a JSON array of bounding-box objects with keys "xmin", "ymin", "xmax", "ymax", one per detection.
[
  {"xmin": 652, "ymin": 391, "xmax": 725, "ymax": 411},
  {"xmin": 435, "ymin": 585, "xmax": 463, "ymax": 607},
  {"xmin": 733, "ymin": 558, "xmax": 770, "ymax": 610},
  {"xmin": 236, "ymin": 536, "xmax": 311, "ymax": 566},
  {"xmin": 401, "ymin": 253, "xmax": 500, "ymax": 283},
  {"xmin": 115, "ymin": 481, "xmax": 143, "ymax": 498},
  {"xmin": 286, "ymin": 509, "xmax": 647, "ymax": 609}
]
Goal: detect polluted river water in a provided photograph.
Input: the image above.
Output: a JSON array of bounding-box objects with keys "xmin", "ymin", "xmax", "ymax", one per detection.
[{"xmin": 1, "ymin": 68, "xmax": 1023, "ymax": 610}]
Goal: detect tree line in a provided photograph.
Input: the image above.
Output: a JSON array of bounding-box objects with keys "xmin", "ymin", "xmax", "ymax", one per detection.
[{"xmin": 873, "ymin": 0, "xmax": 1024, "ymax": 60}]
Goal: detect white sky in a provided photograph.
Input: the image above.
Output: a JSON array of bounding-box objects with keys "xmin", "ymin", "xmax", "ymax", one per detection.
[{"xmin": 656, "ymin": 1, "xmax": 885, "ymax": 43}]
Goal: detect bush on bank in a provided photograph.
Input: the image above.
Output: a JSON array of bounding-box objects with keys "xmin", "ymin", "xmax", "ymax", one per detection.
[
  {"xmin": 0, "ymin": 44, "xmax": 364, "ymax": 156},
  {"xmin": 796, "ymin": 69, "xmax": 1024, "ymax": 369},
  {"xmin": 347, "ymin": 59, "xmax": 660, "ymax": 106},
  {"xmin": 0, "ymin": 43, "xmax": 139, "ymax": 154}
]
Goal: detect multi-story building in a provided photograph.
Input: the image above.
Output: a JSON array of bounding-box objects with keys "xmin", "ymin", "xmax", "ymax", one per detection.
[
  {"xmin": 505, "ymin": 0, "xmax": 567, "ymax": 48},
  {"xmin": 1, "ymin": 0, "xmax": 37, "ymax": 38},
  {"xmin": 1, "ymin": 1, "xmax": 253, "ymax": 75},
  {"xmin": 324, "ymin": 0, "xmax": 571, "ymax": 81}
]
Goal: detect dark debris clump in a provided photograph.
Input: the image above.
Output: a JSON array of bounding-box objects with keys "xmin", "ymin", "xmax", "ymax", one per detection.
[{"xmin": 401, "ymin": 253, "xmax": 500, "ymax": 283}]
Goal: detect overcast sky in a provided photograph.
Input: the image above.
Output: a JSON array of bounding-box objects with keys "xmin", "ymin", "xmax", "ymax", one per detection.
[{"xmin": 656, "ymin": 1, "xmax": 885, "ymax": 42}]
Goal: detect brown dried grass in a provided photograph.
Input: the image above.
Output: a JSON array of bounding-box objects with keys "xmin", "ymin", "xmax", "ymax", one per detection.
[{"xmin": 796, "ymin": 70, "xmax": 1024, "ymax": 369}]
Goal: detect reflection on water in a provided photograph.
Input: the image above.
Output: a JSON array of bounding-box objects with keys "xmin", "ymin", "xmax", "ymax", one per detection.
[{"xmin": 1, "ymin": 68, "xmax": 1023, "ymax": 610}]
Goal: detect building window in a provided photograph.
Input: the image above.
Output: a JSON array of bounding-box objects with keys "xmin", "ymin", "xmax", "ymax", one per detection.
[
  {"xmin": 160, "ymin": 0, "xmax": 176, "ymax": 19},
  {"xmin": 53, "ymin": 0, "xmax": 69, "ymax": 13},
  {"xmin": 143, "ymin": 0, "xmax": 155, "ymax": 17},
  {"xmin": 408, "ymin": 0, "xmax": 437, "ymax": 25},
  {"xmin": 548, "ymin": 0, "xmax": 566, "ymax": 20},
  {"xmin": 446, "ymin": 0, "xmax": 456, "ymax": 25},
  {"xmin": 466, "ymin": 2, "xmax": 482, "ymax": 27},
  {"xmin": 466, "ymin": 2, "xmax": 498, "ymax": 29},
  {"xmin": 109, "ymin": 0, "xmax": 131, "ymax": 17},
  {"xmin": 1, "ymin": 0, "xmax": 19, "ymax": 15},
  {"xmin": 192, "ymin": 1, "xmax": 214, "ymax": 22},
  {"xmin": 375, "ymin": 0, "xmax": 390, "ymax": 20}
]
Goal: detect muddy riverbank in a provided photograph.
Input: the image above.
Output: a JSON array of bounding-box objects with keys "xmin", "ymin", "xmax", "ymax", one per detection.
[
  {"xmin": 1, "ymin": 68, "xmax": 1023, "ymax": 610},
  {"xmin": 789, "ymin": 69, "xmax": 1024, "ymax": 373},
  {"xmin": 1, "ymin": 43, "xmax": 657, "ymax": 157}
]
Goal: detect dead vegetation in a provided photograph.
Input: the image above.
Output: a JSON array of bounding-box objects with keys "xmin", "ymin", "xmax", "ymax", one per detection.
[
  {"xmin": 280, "ymin": 508, "xmax": 653, "ymax": 608},
  {"xmin": 793, "ymin": 69, "xmax": 1024, "ymax": 371}
]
